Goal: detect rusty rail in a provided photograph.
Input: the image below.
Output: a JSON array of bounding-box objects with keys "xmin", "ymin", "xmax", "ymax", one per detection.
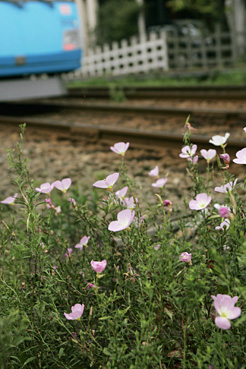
[{"xmin": 1, "ymin": 115, "xmax": 245, "ymax": 153}]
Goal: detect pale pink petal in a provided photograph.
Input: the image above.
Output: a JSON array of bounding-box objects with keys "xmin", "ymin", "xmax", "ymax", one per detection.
[
  {"xmin": 215, "ymin": 316, "xmax": 231, "ymax": 330},
  {"xmin": 106, "ymin": 172, "xmax": 119, "ymax": 186},
  {"xmin": 180, "ymin": 145, "xmax": 197, "ymax": 159},
  {"xmin": 93, "ymin": 173, "xmax": 119, "ymax": 189},
  {"xmin": 64, "ymin": 312, "xmax": 74, "ymax": 320},
  {"xmin": 116, "ymin": 186, "xmax": 128, "ymax": 199},
  {"xmin": 117, "ymin": 209, "xmax": 135, "ymax": 226},
  {"xmin": 189, "ymin": 193, "xmax": 211, "ymax": 210},
  {"xmin": 72, "ymin": 304, "xmax": 84, "ymax": 314},
  {"xmin": 200, "ymin": 149, "xmax": 217, "ymax": 161},
  {"xmin": 53, "ymin": 180, "xmax": 63, "ymax": 191},
  {"xmin": 81, "ymin": 236, "xmax": 90, "ymax": 245},
  {"xmin": 110, "ymin": 142, "xmax": 129, "ymax": 155},
  {"xmin": 1, "ymin": 193, "xmax": 18, "ymax": 204},
  {"xmin": 108, "ymin": 220, "xmax": 123, "ymax": 232},
  {"xmin": 36, "ymin": 182, "xmax": 54, "ymax": 194},
  {"xmin": 62, "ymin": 178, "xmax": 71, "ymax": 189},
  {"xmin": 209, "ymin": 133, "xmax": 230, "ymax": 146},
  {"xmin": 152, "ymin": 178, "xmax": 167, "ymax": 188},
  {"xmin": 93, "ymin": 179, "xmax": 109, "ymax": 188},
  {"xmin": 108, "ymin": 209, "xmax": 135, "ymax": 231},
  {"xmin": 64, "ymin": 303, "xmax": 84, "ymax": 320},
  {"xmin": 189, "ymin": 199, "xmax": 199, "ymax": 210},
  {"xmin": 91, "ymin": 260, "xmax": 107, "ymax": 273},
  {"xmin": 233, "ymin": 148, "xmax": 246, "ymax": 165},
  {"xmin": 148, "ymin": 166, "xmax": 159, "ymax": 177},
  {"xmin": 53, "ymin": 178, "xmax": 71, "ymax": 192},
  {"xmin": 226, "ymin": 307, "xmax": 241, "ymax": 320},
  {"xmin": 179, "ymin": 252, "xmax": 192, "ymax": 262}
]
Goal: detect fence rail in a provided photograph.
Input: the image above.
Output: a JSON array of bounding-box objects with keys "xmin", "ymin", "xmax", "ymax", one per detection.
[
  {"xmin": 78, "ymin": 30, "xmax": 168, "ymax": 77},
  {"xmin": 72, "ymin": 25, "xmax": 244, "ymax": 78}
]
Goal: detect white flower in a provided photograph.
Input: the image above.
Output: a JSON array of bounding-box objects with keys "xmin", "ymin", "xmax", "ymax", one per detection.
[
  {"xmin": 209, "ymin": 133, "xmax": 230, "ymax": 146},
  {"xmin": 148, "ymin": 166, "xmax": 159, "ymax": 177},
  {"xmin": 215, "ymin": 219, "xmax": 230, "ymax": 231}
]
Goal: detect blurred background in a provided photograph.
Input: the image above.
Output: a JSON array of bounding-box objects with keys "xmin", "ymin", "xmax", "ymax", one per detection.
[{"xmin": 78, "ymin": 0, "xmax": 246, "ymax": 76}]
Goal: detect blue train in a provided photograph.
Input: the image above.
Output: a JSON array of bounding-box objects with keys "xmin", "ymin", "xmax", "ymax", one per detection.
[{"xmin": 0, "ymin": 0, "xmax": 83, "ymax": 100}]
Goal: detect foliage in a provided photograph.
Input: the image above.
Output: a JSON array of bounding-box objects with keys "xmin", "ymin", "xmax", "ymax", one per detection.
[
  {"xmin": 95, "ymin": 0, "xmax": 140, "ymax": 46},
  {"xmin": 0, "ymin": 123, "xmax": 245, "ymax": 368},
  {"xmin": 167, "ymin": 0, "xmax": 226, "ymax": 23},
  {"xmin": 68, "ymin": 68, "xmax": 246, "ymax": 88}
]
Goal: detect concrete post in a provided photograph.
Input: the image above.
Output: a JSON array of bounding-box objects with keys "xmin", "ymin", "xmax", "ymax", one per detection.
[
  {"xmin": 225, "ymin": 0, "xmax": 246, "ymax": 56},
  {"xmin": 86, "ymin": 0, "xmax": 98, "ymax": 32},
  {"xmin": 136, "ymin": 0, "xmax": 146, "ymax": 41},
  {"xmin": 75, "ymin": 0, "xmax": 88, "ymax": 54}
]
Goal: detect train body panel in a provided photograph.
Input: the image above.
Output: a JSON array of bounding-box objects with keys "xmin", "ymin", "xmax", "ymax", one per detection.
[{"xmin": 0, "ymin": 0, "xmax": 82, "ymax": 78}]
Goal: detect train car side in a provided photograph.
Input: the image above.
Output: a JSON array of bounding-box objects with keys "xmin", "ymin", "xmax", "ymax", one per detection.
[{"xmin": 0, "ymin": 0, "xmax": 83, "ymax": 100}]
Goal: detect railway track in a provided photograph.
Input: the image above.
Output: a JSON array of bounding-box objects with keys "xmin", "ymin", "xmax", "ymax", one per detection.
[
  {"xmin": 2, "ymin": 85, "xmax": 246, "ymax": 152},
  {"xmin": 0, "ymin": 113, "xmax": 245, "ymax": 153},
  {"xmin": 67, "ymin": 85, "xmax": 246, "ymax": 100},
  {"xmin": 1, "ymin": 99, "xmax": 246, "ymax": 120}
]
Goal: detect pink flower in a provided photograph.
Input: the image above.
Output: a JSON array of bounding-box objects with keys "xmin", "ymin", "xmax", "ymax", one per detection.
[
  {"xmin": 215, "ymin": 219, "xmax": 230, "ymax": 231},
  {"xmin": 91, "ymin": 260, "xmax": 107, "ymax": 273},
  {"xmin": 148, "ymin": 166, "xmax": 159, "ymax": 177},
  {"xmin": 163, "ymin": 199, "xmax": 172, "ymax": 207},
  {"xmin": 214, "ymin": 179, "xmax": 238, "ymax": 193},
  {"xmin": 200, "ymin": 149, "xmax": 216, "ymax": 163},
  {"xmin": 220, "ymin": 153, "xmax": 230, "ymax": 165},
  {"xmin": 179, "ymin": 145, "xmax": 197, "ymax": 159},
  {"xmin": 134, "ymin": 215, "xmax": 146, "ymax": 228},
  {"xmin": 108, "ymin": 209, "xmax": 135, "ymax": 232},
  {"xmin": 110, "ymin": 142, "xmax": 129, "ymax": 156},
  {"xmin": 93, "ymin": 172, "xmax": 119, "ymax": 189},
  {"xmin": 153, "ymin": 244, "xmax": 161, "ymax": 250},
  {"xmin": 115, "ymin": 186, "xmax": 128, "ymax": 200},
  {"xmin": 209, "ymin": 133, "xmax": 230, "ymax": 146},
  {"xmin": 219, "ymin": 206, "xmax": 231, "ymax": 218},
  {"xmin": 233, "ymin": 148, "xmax": 246, "ymax": 164},
  {"xmin": 55, "ymin": 206, "xmax": 61, "ymax": 214},
  {"xmin": 53, "ymin": 178, "xmax": 71, "ymax": 193},
  {"xmin": 36, "ymin": 182, "xmax": 54, "ymax": 194},
  {"xmin": 185, "ymin": 122, "xmax": 196, "ymax": 132},
  {"xmin": 179, "ymin": 252, "xmax": 192, "ymax": 263},
  {"xmin": 68, "ymin": 197, "xmax": 76, "ymax": 206},
  {"xmin": 65, "ymin": 248, "xmax": 73, "ymax": 258},
  {"xmin": 1, "ymin": 193, "xmax": 18, "ymax": 205},
  {"xmin": 124, "ymin": 196, "xmax": 137, "ymax": 210},
  {"xmin": 45, "ymin": 198, "xmax": 52, "ymax": 208},
  {"xmin": 64, "ymin": 304, "xmax": 85, "ymax": 320},
  {"xmin": 188, "ymin": 155, "xmax": 198, "ymax": 165},
  {"xmin": 211, "ymin": 294, "xmax": 241, "ymax": 330},
  {"xmin": 75, "ymin": 236, "xmax": 90, "ymax": 250},
  {"xmin": 189, "ymin": 193, "xmax": 211, "ymax": 210},
  {"xmin": 86, "ymin": 283, "xmax": 96, "ymax": 290},
  {"xmin": 152, "ymin": 178, "xmax": 167, "ymax": 188}
]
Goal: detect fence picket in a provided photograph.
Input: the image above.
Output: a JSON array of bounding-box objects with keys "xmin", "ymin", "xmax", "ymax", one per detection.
[{"xmin": 77, "ymin": 27, "xmax": 241, "ymax": 78}]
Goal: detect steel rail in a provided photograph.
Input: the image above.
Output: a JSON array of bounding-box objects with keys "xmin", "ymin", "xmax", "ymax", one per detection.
[
  {"xmin": 3, "ymin": 100, "xmax": 246, "ymax": 121},
  {"xmin": 67, "ymin": 86, "xmax": 246, "ymax": 100},
  {"xmin": 0, "ymin": 115, "xmax": 245, "ymax": 152}
]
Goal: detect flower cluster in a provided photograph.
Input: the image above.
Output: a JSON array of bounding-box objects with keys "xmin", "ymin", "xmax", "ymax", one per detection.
[{"xmin": 3, "ymin": 125, "xmax": 245, "ymax": 369}]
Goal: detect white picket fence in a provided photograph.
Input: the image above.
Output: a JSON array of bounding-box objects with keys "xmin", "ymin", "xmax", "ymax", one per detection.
[
  {"xmin": 69, "ymin": 25, "xmax": 240, "ymax": 78},
  {"xmin": 79, "ymin": 30, "xmax": 168, "ymax": 77}
]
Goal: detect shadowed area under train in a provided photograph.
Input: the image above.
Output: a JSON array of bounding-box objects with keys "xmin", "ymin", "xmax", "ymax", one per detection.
[{"xmin": 0, "ymin": 102, "xmax": 62, "ymax": 116}]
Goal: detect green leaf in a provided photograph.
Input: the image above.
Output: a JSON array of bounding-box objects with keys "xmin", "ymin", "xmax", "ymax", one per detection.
[{"xmin": 23, "ymin": 356, "xmax": 37, "ymax": 367}]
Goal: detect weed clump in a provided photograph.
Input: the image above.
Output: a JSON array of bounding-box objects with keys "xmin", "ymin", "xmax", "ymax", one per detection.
[{"xmin": 0, "ymin": 124, "xmax": 245, "ymax": 368}]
